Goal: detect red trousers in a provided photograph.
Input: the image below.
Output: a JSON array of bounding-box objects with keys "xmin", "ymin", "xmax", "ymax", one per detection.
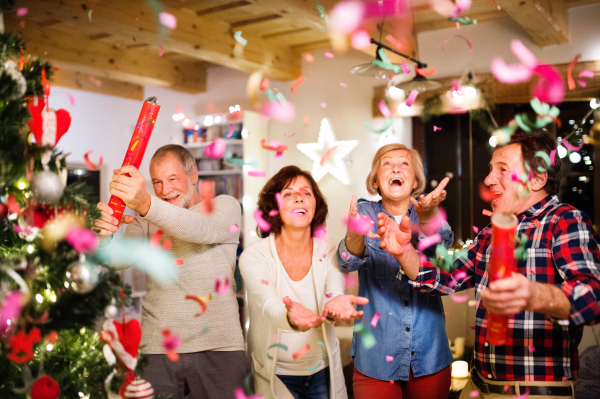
[{"xmin": 353, "ymin": 365, "xmax": 451, "ymax": 399}]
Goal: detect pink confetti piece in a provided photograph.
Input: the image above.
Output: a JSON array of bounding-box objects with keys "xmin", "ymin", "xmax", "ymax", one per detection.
[
  {"xmin": 254, "ymin": 210, "xmax": 271, "ymax": 232},
  {"xmin": 293, "ymin": 344, "xmax": 311, "ymax": 359},
  {"xmin": 385, "ymin": 34, "xmax": 406, "ymax": 52},
  {"xmin": 19, "ymin": 21, "xmax": 25, "ymax": 28},
  {"xmin": 260, "ymin": 101, "xmax": 296, "ymax": 122},
  {"xmin": 449, "ymin": 0, "xmax": 473, "ymax": 18},
  {"xmin": 16, "ymin": 8, "xmax": 28, "ymax": 16},
  {"xmin": 491, "ymin": 58, "xmax": 533, "ymax": 84},
  {"xmin": 473, "ymin": 226, "xmax": 479, "ymax": 233},
  {"xmin": 132, "ymin": 36, "xmax": 136, "ymax": 42},
  {"xmin": 513, "ymin": 391, "xmax": 530, "ymax": 399},
  {"xmin": 450, "ymin": 293, "xmax": 469, "ymax": 302},
  {"xmin": 344, "ymin": 214, "xmax": 374, "ymax": 235},
  {"xmin": 304, "ymin": 54, "xmax": 314, "ymax": 62},
  {"xmin": 567, "ymin": 54, "xmax": 580, "ymax": 90},
  {"xmin": 84, "ymin": 151, "xmax": 103, "ymax": 170},
  {"xmin": 204, "ymin": 138, "xmax": 227, "ymax": 159},
  {"xmin": 344, "ymin": 273, "xmax": 357, "ymax": 288},
  {"xmin": 341, "ymin": 252, "xmax": 350, "ymax": 260},
  {"xmin": 416, "ymin": 234, "xmax": 442, "ymax": 252},
  {"xmin": 562, "ymin": 139, "xmax": 584, "ymax": 151},
  {"xmin": 67, "ymin": 93, "xmax": 75, "ymax": 105},
  {"xmin": 469, "ymin": 326, "xmax": 476, "ymax": 330},
  {"xmin": 577, "ymin": 70, "xmax": 594, "ymax": 87},
  {"xmin": 66, "ymin": 226, "xmax": 99, "ymax": 253},
  {"xmin": 159, "ymin": 12, "xmax": 177, "ymax": 29},
  {"xmin": 378, "ymin": 100, "xmax": 392, "ymax": 118},
  {"xmin": 230, "ymin": 224, "xmax": 239, "ymax": 233},
  {"xmin": 405, "ymin": 90, "xmax": 418, "ymax": 107},
  {"xmin": 469, "ymin": 391, "xmax": 479, "ymax": 398},
  {"xmin": 291, "ymin": 75, "xmax": 306, "ymax": 95},
  {"xmin": 352, "ymin": 29, "xmax": 371, "ymax": 49},
  {"xmin": 324, "ymin": 51, "xmax": 334, "ymax": 58},
  {"xmin": 226, "ymin": 123, "xmax": 234, "ymax": 138},
  {"xmin": 215, "ymin": 277, "xmax": 230, "ymax": 296},
  {"xmin": 313, "ymin": 225, "xmax": 328, "ymax": 240},
  {"xmin": 325, "ymin": 293, "xmax": 333, "ymax": 298},
  {"xmin": 339, "ymin": 82, "xmax": 347, "ymax": 87},
  {"xmin": 433, "ymin": 126, "xmax": 442, "ymax": 131},
  {"xmin": 482, "ymin": 209, "xmax": 493, "ymax": 217},
  {"xmin": 261, "ymin": 279, "xmax": 269, "ymax": 285},
  {"xmin": 371, "ymin": 312, "xmax": 381, "ymax": 328},
  {"xmin": 528, "ymin": 345, "xmax": 535, "ymax": 352},
  {"xmin": 386, "ymin": 356, "xmax": 394, "ymax": 362},
  {"xmin": 159, "ymin": 46, "xmax": 165, "ymax": 56},
  {"xmin": 441, "ymin": 34, "xmax": 472, "ymax": 52},
  {"xmin": 550, "ymin": 150, "xmax": 556, "ymax": 165},
  {"xmin": 275, "ymin": 192, "xmax": 284, "ymax": 211},
  {"xmin": 269, "ymin": 209, "xmax": 279, "ymax": 216},
  {"xmin": 400, "ymin": 60, "xmax": 410, "ymax": 74},
  {"xmin": 162, "ymin": 329, "xmax": 181, "ymax": 352},
  {"xmin": 512, "ymin": 40, "xmax": 537, "ymax": 69},
  {"xmin": 532, "ymin": 64, "xmax": 565, "ymax": 105},
  {"xmin": 320, "ymin": 102, "xmax": 327, "ymax": 108}
]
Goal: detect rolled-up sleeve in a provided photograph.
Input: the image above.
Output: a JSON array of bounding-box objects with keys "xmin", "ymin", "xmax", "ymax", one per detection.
[
  {"xmin": 552, "ymin": 209, "xmax": 600, "ymax": 326},
  {"xmin": 337, "ymin": 236, "xmax": 370, "ymax": 272}
]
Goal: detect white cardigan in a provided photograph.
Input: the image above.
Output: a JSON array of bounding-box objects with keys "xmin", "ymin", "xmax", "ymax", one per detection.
[{"xmin": 239, "ymin": 234, "xmax": 348, "ymax": 399}]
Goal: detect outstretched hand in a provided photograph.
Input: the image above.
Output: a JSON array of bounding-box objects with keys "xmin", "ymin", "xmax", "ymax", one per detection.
[
  {"xmin": 94, "ymin": 202, "xmax": 135, "ymax": 235},
  {"xmin": 323, "ymin": 295, "xmax": 369, "ymax": 324},
  {"xmin": 411, "ymin": 176, "xmax": 449, "ymax": 229},
  {"xmin": 376, "ymin": 213, "xmax": 413, "ymax": 257},
  {"xmin": 283, "ymin": 296, "xmax": 326, "ymax": 332},
  {"xmin": 346, "ymin": 195, "xmax": 378, "ymax": 239}
]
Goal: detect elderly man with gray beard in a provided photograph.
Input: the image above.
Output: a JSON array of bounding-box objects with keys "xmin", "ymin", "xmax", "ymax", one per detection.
[{"xmin": 95, "ymin": 144, "xmax": 246, "ymax": 399}]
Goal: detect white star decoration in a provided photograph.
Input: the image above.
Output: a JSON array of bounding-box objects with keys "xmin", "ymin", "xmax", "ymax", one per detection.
[{"xmin": 297, "ymin": 118, "xmax": 358, "ymax": 185}]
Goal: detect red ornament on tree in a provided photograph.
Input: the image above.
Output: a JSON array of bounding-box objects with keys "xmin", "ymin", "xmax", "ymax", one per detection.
[
  {"xmin": 30, "ymin": 375, "xmax": 60, "ymax": 399},
  {"xmin": 7, "ymin": 327, "xmax": 41, "ymax": 363},
  {"xmin": 27, "ymin": 96, "xmax": 71, "ymax": 147}
]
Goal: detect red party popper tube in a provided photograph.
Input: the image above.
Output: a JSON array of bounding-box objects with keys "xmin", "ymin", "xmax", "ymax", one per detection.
[
  {"xmin": 108, "ymin": 96, "xmax": 160, "ymax": 223},
  {"xmin": 485, "ymin": 212, "xmax": 518, "ymax": 346}
]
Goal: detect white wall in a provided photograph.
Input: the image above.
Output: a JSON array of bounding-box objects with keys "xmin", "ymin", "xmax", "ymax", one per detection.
[{"xmin": 417, "ymin": 3, "xmax": 600, "ymax": 78}]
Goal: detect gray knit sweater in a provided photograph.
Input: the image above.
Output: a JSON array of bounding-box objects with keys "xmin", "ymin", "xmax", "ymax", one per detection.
[{"xmin": 123, "ymin": 194, "xmax": 244, "ymax": 354}]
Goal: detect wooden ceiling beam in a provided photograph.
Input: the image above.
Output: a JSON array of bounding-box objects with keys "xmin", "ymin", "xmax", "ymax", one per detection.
[
  {"xmin": 5, "ymin": 17, "xmax": 207, "ymax": 93},
  {"xmin": 495, "ymin": 0, "xmax": 569, "ymax": 46},
  {"xmin": 15, "ymin": 0, "xmax": 301, "ymax": 81},
  {"xmin": 51, "ymin": 68, "xmax": 145, "ymax": 101}
]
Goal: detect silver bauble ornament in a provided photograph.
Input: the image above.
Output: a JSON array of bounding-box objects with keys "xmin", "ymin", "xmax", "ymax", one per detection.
[
  {"xmin": 2, "ymin": 60, "xmax": 27, "ymax": 100},
  {"xmin": 104, "ymin": 298, "xmax": 118, "ymax": 319},
  {"xmin": 66, "ymin": 255, "xmax": 100, "ymax": 294},
  {"xmin": 30, "ymin": 170, "xmax": 65, "ymax": 204}
]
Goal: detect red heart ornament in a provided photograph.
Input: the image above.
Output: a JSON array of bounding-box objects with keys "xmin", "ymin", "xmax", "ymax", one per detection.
[
  {"xmin": 112, "ymin": 318, "xmax": 142, "ymax": 361},
  {"xmin": 27, "ymin": 96, "xmax": 71, "ymax": 147}
]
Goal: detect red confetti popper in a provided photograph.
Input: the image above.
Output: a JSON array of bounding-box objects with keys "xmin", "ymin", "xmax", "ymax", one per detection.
[
  {"xmin": 485, "ymin": 212, "xmax": 518, "ymax": 346},
  {"xmin": 108, "ymin": 96, "xmax": 160, "ymax": 223}
]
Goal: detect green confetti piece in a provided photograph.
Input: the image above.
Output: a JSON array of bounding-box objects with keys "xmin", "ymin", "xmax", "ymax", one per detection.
[
  {"xmin": 372, "ymin": 48, "xmax": 401, "ymax": 73},
  {"xmin": 514, "ymin": 114, "xmax": 532, "ymax": 132},
  {"xmin": 364, "ymin": 118, "xmax": 393, "ymax": 134},
  {"xmin": 306, "ymin": 363, "xmax": 322, "ymax": 372},
  {"xmin": 353, "ymin": 323, "xmax": 364, "ymax": 333},
  {"xmin": 306, "ymin": 342, "xmax": 326, "ymax": 372},
  {"xmin": 537, "ymin": 166, "xmax": 547, "ymax": 172},
  {"xmin": 314, "ymin": 0, "xmax": 329, "ymax": 26},
  {"xmin": 535, "ymin": 151, "xmax": 551, "ymax": 170},
  {"xmin": 88, "ymin": 10, "xmax": 92, "ymax": 21},
  {"xmin": 448, "ymin": 16, "xmax": 477, "ymax": 25},
  {"xmin": 362, "ymin": 330, "xmax": 376, "ymax": 349},
  {"xmin": 266, "ymin": 343, "xmax": 288, "ymax": 360},
  {"xmin": 234, "ymin": 31, "xmax": 248, "ymax": 46},
  {"xmin": 275, "ymin": 91, "xmax": 288, "ymax": 104},
  {"xmin": 266, "ymin": 88, "xmax": 277, "ymax": 102}
]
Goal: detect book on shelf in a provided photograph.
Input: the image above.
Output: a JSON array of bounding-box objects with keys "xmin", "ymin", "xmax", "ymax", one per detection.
[
  {"xmin": 197, "ymin": 174, "xmax": 243, "ymax": 200},
  {"xmin": 184, "ymin": 122, "xmax": 243, "ymax": 144}
]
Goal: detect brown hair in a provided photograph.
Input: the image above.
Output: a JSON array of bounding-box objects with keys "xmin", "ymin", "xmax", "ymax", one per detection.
[
  {"xmin": 366, "ymin": 144, "xmax": 426, "ymax": 197},
  {"xmin": 256, "ymin": 166, "xmax": 328, "ymax": 238},
  {"xmin": 506, "ymin": 130, "xmax": 562, "ymax": 196}
]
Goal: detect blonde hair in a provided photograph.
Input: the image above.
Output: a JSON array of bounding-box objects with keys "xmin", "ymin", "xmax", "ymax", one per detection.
[{"xmin": 366, "ymin": 144, "xmax": 426, "ymax": 198}]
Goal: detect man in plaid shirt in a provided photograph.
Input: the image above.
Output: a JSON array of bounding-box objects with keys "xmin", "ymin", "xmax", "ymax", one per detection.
[{"xmin": 373, "ymin": 131, "xmax": 600, "ymax": 398}]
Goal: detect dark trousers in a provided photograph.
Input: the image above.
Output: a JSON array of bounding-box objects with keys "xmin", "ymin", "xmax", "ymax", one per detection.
[
  {"xmin": 141, "ymin": 351, "xmax": 248, "ymax": 399},
  {"xmin": 277, "ymin": 367, "xmax": 331, "ymax": 399}
]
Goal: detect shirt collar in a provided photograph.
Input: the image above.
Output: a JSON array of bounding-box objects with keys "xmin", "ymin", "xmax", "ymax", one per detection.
[
  {"xmin": 376, "ymin": 199, "xmax": 415, "ymax": 218},
  {"xmin": 521, "ymin": 195, "xmax": 558, "ymax": 217}
]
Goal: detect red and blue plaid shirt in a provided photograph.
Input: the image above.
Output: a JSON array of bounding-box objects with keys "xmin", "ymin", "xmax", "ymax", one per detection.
[{"xmin": 413, "ymin": 196, "xmax": 600, "ymax": 381}]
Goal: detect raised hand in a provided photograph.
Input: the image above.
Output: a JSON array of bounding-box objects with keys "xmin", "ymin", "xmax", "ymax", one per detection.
[
  {"xmin": 94, "ymin": 202, "xmax": 134, "ymax": 235},
  {"xmin": 108, "ymin": 165, "xmax": 151, "ymax": 216},
  {"xmin": 323, "ymin": 295, "xmax": 369, "ymax": 324},
  {"xmin": 283, "ymin": 296, "xmax": 326, "ymax": 332},
  {"xmin": 377, "ymin": 213, "xmax": 412, "ymax": 257},
  {"xmin": 410, "ymin": 177, "xmax": 449, "ymax": 232}
]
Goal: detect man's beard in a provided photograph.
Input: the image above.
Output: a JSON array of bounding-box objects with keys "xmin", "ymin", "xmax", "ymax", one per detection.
[{"xmin": 159, "ymin": 179, "xmax": 196, "ymax": 209}]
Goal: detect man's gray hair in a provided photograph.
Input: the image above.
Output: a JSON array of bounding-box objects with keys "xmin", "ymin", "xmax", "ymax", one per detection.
[{"xmin": 150, "ymin": 144, "xmax": 197, "ymax": 176}]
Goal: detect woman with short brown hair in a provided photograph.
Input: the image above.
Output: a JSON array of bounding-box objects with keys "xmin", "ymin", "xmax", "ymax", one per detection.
[{"xmin": 240, "ymin": 165, "xmax": 368, "ymax": 399}]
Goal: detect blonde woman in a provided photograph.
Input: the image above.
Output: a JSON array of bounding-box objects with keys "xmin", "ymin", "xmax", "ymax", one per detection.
[{"xmin": 337, "ymin": 144, "xmax": 454, "ymax": 399}]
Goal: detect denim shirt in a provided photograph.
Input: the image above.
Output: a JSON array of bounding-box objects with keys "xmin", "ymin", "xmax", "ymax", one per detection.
[{"xmin": 336, "ymin": 199, "xmax": 454, "ymax": 381}]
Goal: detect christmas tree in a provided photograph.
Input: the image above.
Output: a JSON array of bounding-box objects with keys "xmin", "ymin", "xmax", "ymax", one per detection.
[{"xmin": 0, "ymin": 3, "xmax": 161, "ymax": 398}]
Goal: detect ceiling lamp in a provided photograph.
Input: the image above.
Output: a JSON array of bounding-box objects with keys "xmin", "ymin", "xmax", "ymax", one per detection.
[{"xmin": 393, "ymin": 74, "xmax": 443, "ymax": 92}]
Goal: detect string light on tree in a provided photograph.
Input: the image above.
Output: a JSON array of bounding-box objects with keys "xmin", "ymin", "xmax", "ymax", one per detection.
[{"xmin": 296, "ymin": 118, "xmax": 358, "ymax": 185}]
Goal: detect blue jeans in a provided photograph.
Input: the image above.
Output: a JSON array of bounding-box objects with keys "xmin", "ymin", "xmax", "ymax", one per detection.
[{"xmin": 276, "ymin": 367, "xmax": 330, "ymax": 399}]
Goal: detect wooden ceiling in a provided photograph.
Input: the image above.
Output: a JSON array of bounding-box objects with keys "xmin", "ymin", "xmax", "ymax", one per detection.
[{"xmin": 3, "ymin": 0, "xmax": 599, "ymax": 99}]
